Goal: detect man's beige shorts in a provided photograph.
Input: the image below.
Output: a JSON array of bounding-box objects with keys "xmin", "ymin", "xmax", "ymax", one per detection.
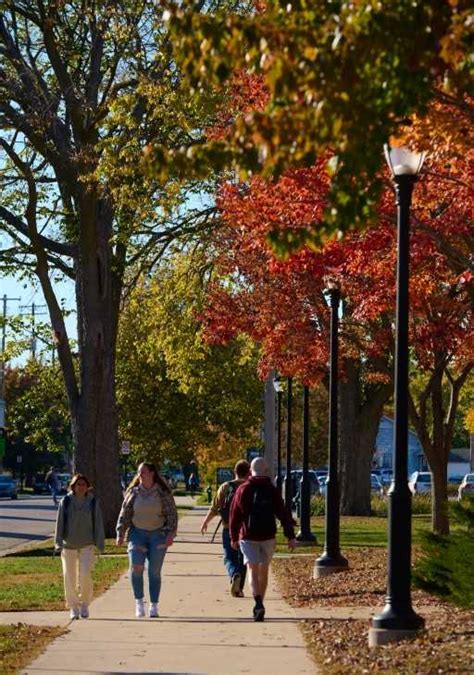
[{"xmin": 239, "ymin": 538, "xmax": 276, "ymax": 565}]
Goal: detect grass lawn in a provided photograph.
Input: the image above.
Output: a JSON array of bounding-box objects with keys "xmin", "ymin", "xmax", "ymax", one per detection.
[
  {"xmin": 275, "ymin": 514, "xmax": 432, "ymax": 553},
  {"xmin": 0, "ymin": 550, "xmax": 127, "ymax": 611},
  {"xmin": 0, "ymin": 624, "xmax": 66, "ymax": 674}
]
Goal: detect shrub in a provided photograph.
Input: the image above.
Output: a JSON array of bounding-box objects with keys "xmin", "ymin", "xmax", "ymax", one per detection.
[{"xmin": 413, "ymin": 496, "xmax": 474, "ymax": 609}]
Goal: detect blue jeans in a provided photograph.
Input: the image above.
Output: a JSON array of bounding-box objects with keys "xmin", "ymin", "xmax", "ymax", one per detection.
[
  {"xmin": 128, "ymin": 526, "xmax": 168, "ymax": 603},
  {"xmin": 222, "ymin": 527, "xmax": 246, "ymax": 588}
]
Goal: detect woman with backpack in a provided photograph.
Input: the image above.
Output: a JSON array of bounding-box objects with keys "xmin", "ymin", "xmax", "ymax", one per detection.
[
  {"xmin": 116, "ymin": 462, "xmax": 178, "ymax": 618},
  {"xmin": 54, "ymin": 473, "xmax": 105, "ymax": 620}
]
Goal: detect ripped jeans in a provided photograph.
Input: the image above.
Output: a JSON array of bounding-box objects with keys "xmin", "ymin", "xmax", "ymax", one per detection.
[{"xmin": 128, "ymin": 526, "xmax": 168, "ymax": 603}]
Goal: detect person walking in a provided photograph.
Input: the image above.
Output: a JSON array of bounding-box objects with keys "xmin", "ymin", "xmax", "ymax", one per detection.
[
  {"xmin": 54, "ymin": 473, "xmax": 105, "ymax": 620},
  {"xmin": 116, "ymin": 462, "xmax": 178, "ymax": 618},
  {"xmin": 200, "ymin": 459, "xmax": 250, "ymax": 597},
  {"xmin": 229, "ymin": 457, "xmax": 296, "ymax": 622},
  {"xmin": 46, "ymin": 467, "xmax": 61, "ymax": 506}
]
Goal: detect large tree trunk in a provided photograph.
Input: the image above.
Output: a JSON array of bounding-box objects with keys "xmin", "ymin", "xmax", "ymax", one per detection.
[
  {"xmin": 339, "ymin": 359, "xmax": 391, "ymax": 515},
  {"xmin": 430, "ymin": 450, "xmax": 449, "ymax": 535},
  {"xmin": 70, "ymin": 195, "xmax": 123, "ymax": 535}
]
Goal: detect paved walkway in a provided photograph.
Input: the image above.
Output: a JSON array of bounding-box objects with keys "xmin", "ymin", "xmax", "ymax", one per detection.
[{"xmin": 20, "ymin": 505, "xmax": 317, "ymax": 674}]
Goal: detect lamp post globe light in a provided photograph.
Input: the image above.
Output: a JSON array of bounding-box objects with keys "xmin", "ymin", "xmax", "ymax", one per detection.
[
  {"xmin": 314, "ymin": 278, "xmax": 348, "ymax": 577},
  {"xmin": 273, "ymin": 375, "xmax": 284, "ymax": 494},
  {"xmin": 369, "ymin": 145, "xmax": 426, "ymax": 647},
  {"xmin": 296, "ymin": 384, "xmax": 317, "ymax": 543},
  {"xmin": 284, "ymin": 376, "xmax": 293, "ymax": 511}
]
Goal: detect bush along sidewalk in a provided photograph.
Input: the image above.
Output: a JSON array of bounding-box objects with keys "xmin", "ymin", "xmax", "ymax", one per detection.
[{"xmin": 413, "ymin": 495, "xmax": 474, "ymax": 609}]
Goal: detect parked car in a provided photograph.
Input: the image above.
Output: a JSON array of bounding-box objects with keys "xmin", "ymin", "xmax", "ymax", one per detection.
[
  {"xmin": 372, "ymin": 469, "xmax": 393, "ymax": 486},
  {"xmin": 408, "ymin": 471, "xmax": 432, "ymax": 495},
  {"xmin": 371, "ymin": 473, "xmax": 384, "ymax": 497},
  {"xmin": 284, "ymin": 470, "xmax": 321, "ymax": 499},
  {"xmin": 458, "ymin": 473, "xmax": 474, "ymax": 500},
  {"xmin": 32, "ymin": 473, "xmax": 50, "ymax": 495},
  {"xmin": 57, "ymin": 473, "xmax": 71, "ymax": 495},
  {"xmin": 0, "ymin": 475, "xmax": 18, "ymax": 499}
]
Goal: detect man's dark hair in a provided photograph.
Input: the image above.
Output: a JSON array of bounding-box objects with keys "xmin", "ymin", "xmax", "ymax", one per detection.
[{"xmin": 234, "ymin": 460, "xmax": 250, "ymax": 479}]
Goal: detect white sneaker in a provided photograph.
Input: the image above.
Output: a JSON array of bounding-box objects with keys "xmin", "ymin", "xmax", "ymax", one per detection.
[
  {"xmin": 135, "ymin": 599, "xmax": 145, "ymax": 618},
  {"xmin": 149, "ymin": 603, "xmax": 159, "ymax": 618},
  {"xmin": 80, "ymin": 603, "xmax": 89, "ymax": 619},
  {"xmin": 69, "ymin": 607, "xmax": 80, "ymax": 620}
]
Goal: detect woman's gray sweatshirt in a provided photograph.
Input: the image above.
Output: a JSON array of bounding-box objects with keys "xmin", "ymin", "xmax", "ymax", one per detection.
[{"xmin": 55, "ymin": 492, "xmax": 105, "ymax": 552}]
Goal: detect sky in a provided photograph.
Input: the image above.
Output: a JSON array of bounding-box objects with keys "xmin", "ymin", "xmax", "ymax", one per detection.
[{"xmin": 0, "ymin": 272, "xmax": 76, "ymax": 365}]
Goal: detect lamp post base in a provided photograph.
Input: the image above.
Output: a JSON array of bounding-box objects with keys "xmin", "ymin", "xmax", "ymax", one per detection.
[
  {"xmin": 295, "ymin": 531, "xmax": 317, "ymax": 545},
  {"xmin": 368, "ymin": 626, "xmax": 425, "ymax": 648},
  {"xmin": 313, "ymin": 553, "xmax": 348, "ymax": 578}
]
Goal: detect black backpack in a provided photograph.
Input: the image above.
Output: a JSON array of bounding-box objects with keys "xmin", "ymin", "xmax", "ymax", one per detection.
[
  {"xmin": 247, "ymin": 482, "xmax": 276, "ymax": 536},
  {"xmin": 218, "ymin": 479, "xmax": 240, "ymax": 524}
]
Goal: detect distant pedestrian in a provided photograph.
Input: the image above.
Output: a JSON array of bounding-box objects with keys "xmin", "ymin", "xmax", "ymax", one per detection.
[
  {"xmin": 229, "ymin": 457, "xmax": 296, "ymax": 622},
  {"xmin": 116, "ymin": 462, "xmax": 178, "ymax": 618},
  {"xmin": 54, "ymin": 473, "xmax": 105, "ymax": 620},
  {"xmin": 200, "ymin": 459, "xmax": 250, "ymax": 597},
  {"xmin": 188, "ymin": 472, "xmax": 199, "ymax": 497},
  {"xmin": 46, "ymin": 467, "xmax": 61, "ymax": 505}
]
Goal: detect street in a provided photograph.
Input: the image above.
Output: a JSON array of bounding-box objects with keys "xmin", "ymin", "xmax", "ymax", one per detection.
[{"xmin": 0, "ymin": 495, "xmax": 57, "ymax": 554}]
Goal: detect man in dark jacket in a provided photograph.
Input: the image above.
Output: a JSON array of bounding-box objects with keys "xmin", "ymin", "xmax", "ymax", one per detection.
[{"xmin": 229, "ymin": 457, "xmax": 296, "ymax": 621}]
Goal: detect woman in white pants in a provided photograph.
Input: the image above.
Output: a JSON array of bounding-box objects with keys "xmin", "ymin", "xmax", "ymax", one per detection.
[{"xmin": 55, "ymin": 474, "xmax": 105, "ymax": 620}]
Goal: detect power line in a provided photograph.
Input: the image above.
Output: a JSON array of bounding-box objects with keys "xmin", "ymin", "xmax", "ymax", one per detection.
[{"xmin": 19, "ymin": 301, "xmax": 47, "ymax": 359}]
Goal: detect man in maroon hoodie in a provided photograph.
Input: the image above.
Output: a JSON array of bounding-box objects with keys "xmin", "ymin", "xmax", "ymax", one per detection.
[{"xmin": 229, "ymin": 457, "xmax": 296, "ymax": 621}]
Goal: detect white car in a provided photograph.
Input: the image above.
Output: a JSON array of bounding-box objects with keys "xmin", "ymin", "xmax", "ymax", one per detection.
[
  {"xmin": 458, "ymin": 473, "xmax": 474, "ymax": 500},
  {"xmin": 408, "ymin": 471, "xmax": 432, "ymax": 495}
]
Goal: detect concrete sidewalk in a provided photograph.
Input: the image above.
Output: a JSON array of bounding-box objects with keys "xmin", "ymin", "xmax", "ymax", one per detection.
[{"xmin": 22, "ymin": 506, "xmax": 317, "ymax": 674}]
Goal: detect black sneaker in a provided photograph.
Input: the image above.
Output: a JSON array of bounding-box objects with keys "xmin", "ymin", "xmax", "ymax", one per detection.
[{"xmin": 253, "ymin": 605, "xmax": 265, "ymax": 622}]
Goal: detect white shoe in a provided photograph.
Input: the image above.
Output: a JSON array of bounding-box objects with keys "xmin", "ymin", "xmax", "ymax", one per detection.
[
  {"xmin": 70, "ymin": 607, "xmax": 80, "ymax": 620},
  {"xmin": 149, "ymin": 603, "xmax": 159, "ymax": 618},
  {"xmin": 135, "ymin": 599, "xmax": 145, "ymax": 618},
  {"xmin": 80, "ymin": 603, "xmax": 89, "ymax": 619}
]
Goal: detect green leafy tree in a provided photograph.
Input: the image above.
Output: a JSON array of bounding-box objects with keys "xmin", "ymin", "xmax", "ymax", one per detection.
[
  {"xmin": 147, "ymin": 1, "xmax": 471, "ymax": 250},
  {"xmin": 116, "ymin": 251, "xmax": 262, "ymax": 469},
  {"xmin": 0, "ymin": 1, "xmax": 232, "ymax": 530},
  {"xmin": 4, "ymin": 362, "xmax": 72, "ymax": 479}
]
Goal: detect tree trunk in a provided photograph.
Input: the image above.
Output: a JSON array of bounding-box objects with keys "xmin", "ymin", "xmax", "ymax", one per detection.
[
  {"xmin": 70, "ymin": 195, "xmax": 123, "ymax": 535},
  {"xmin": 430, "ymin": 451, "xmax": 449, "ymax": 535},
  {"xmin": 339, "ymin": 360, "xmax": 389, "ymax": 515}
]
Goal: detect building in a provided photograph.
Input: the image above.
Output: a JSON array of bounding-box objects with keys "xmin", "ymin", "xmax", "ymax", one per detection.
[{"xmin": 373, "ymin": 416, "xmax": 426, "ymax": 476}]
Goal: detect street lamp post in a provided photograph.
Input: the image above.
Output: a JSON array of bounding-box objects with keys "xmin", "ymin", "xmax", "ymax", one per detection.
[
  {"xmin": 284, "ymin": 377, "xmax": 293, "ymax": 510},
  {"xmin": 314, "ymin": 279, "xmax": 348, "ymax": 577},
  {"xmin": 273, "ymin": 375, "xmax": 283, "ymax": 495},
  {"xmin": 369, "ymin": 145, "xmax": 426, "ymax": 647},
  {"xmin": 297, "ymin": 385, "xmax": 316, "ymax": 543}
]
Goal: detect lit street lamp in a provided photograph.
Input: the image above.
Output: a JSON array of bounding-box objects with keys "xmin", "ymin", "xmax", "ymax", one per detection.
[
  {"xmin": 369, "ymin": 145, "xmax": 426, "ymax": 647},
  {"xmin": 273, "ymin": 375, "xmax": 283, "ymax": 494},
  {"xmin": 284, "ymin": 376, "xmax": 293, "ymax": 510},
  {"xmin": 296, "ymin": 385, "xmax": 316, "ymax": 543},
  {"xmin": 314, "ymin": 278, "xmax": 348, "ymax": 577}
]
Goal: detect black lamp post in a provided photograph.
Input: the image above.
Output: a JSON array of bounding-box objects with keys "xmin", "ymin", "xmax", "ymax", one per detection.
[
  {"xmin": 370, "ymin": 145, "xmax": 426, "ymax": 647},
  {"xmin": 284, "ymin": 376, "xmax": 293, "ymax": 510},
  {"xmin": 314, "ymin": 278, "xmax": 348, "ymax": 577},
  {"xmin": 296, "ymin": 385, "xmax": 316, "ymax": 543},
  {"xmin": 273, "ymin": 375, "xmax": 283, "ymax": 495}
]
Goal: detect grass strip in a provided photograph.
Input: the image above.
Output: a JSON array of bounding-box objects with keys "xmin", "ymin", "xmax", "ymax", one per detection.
[
  {"xmin": 0, "ymin": 623, "xmax": 66, "ymax": 674},
  {"xmin": 0, "ymin": 552, "xmax": 127, "ymax": 611}
]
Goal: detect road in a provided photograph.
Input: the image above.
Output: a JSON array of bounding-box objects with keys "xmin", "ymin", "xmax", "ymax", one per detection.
[{"xmin": 0, "ymin": 495, "xmax": 57, "ymax": 555}]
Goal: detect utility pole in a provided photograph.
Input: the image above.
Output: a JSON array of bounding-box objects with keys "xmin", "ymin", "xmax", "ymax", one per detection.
[
  {"xmin": 20, "ymin": 301, "xmax": 47, "ymax": 359},
  {"xmin": 263, "ymin": 370, "xmax": 276, "ymax": 477},
  {"xmin": 1, "ymin": 294, "xmax": 21, "ymax": 471}
]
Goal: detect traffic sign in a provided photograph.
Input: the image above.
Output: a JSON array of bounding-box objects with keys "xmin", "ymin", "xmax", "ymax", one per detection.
[{"xmin": 121, "ymin": 441, "xmax": 130, "ymax": 455}]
